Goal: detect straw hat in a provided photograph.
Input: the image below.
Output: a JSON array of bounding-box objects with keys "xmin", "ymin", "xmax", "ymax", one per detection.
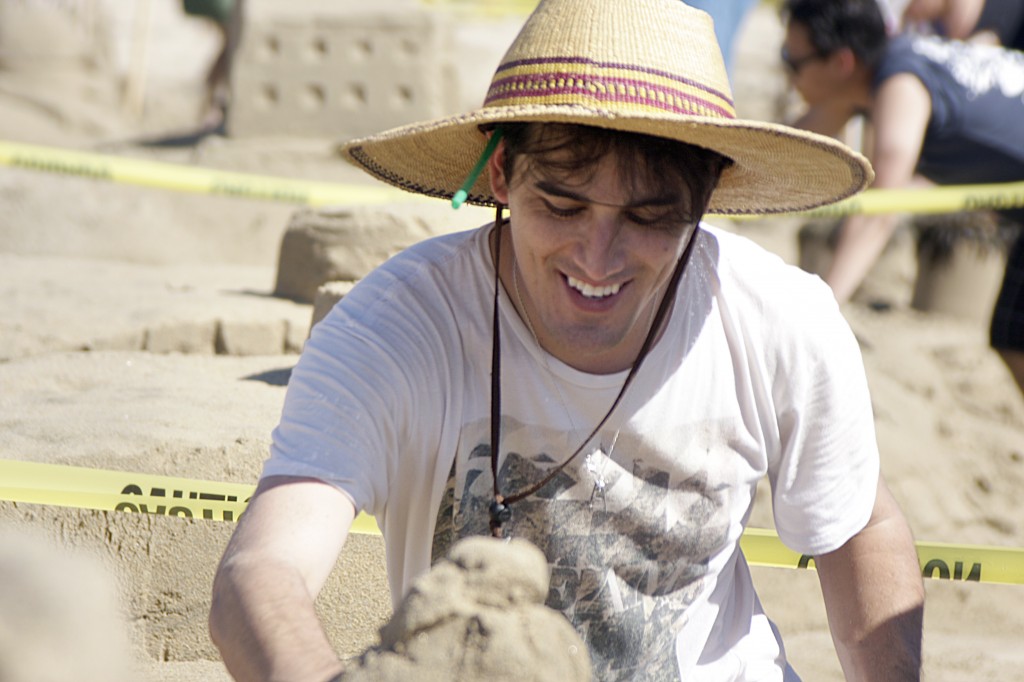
[{"xmin": 339, "ymin": 0, "xmax": 873, "ymax": 215}]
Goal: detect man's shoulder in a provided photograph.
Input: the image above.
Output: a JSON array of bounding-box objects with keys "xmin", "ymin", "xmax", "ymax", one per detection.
[
  {"xmin": 369, "ymin": 225, "xmax": 489, "ymax": 287},
  {"xmin": 874, "ymin": 34, "xmax": 929, "ymax": 84},
  {"xmin": 696, "ymin": 223, "xmax": 839, "ymax": 318},
  {"xmin": 697, "ymin": 223, "xmax": 815, "ymax": 284},
  {"xmin": 694, "ymin": 225, "xmax": 858, "ymax": 368},
  {"xmin": 881, "ymin": 32, "xmax": 1012, "ymax": 81},
  {"xmin": 337, "ymin": 225, "xmax": 492, "ymax": 324},
  {"xmin": 398, "ymin": 225, "xmax": 487, "ymax": 264}
]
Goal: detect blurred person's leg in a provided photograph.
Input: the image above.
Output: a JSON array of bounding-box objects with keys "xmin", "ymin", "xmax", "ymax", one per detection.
[
  {"xmin": 998, "ymin": 349, "xmax": 1024, "ymax": 395},
  {"xmin": 183, "ymin": 0, "xmax": 242, "ymax": 128},
  {"xmin": 990, "ymin": 230, "xmax": 1024, "ymax": 395}
]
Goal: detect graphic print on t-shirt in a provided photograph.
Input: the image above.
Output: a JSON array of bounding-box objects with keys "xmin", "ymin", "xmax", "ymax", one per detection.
[
  {"xmin": 431, "ymin": 421, "xmax": 731, "ymax": 682},
  {"xmin": 911, "ymin": 35, "xmax": 1024, "ymax": 99}
]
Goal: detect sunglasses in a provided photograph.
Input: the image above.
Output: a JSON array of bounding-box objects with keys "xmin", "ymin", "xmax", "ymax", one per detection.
[{"xmin": 780, "ymin": 46, "xmax": 825, "ymax": 75}]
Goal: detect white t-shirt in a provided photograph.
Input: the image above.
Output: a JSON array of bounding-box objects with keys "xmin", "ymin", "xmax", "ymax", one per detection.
[{"xmin": 263, "ymin": 223, "xmax": 879, "ymax": 681}]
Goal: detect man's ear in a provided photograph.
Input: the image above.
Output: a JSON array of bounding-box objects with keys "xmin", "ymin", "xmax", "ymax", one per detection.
[
  {"xmin": 488, "ymin": 137, "xmax": 510, "ymax": 204},
  {"xmin": 830, "ymin": 46, "xmax": 858, "ymax": 78}
]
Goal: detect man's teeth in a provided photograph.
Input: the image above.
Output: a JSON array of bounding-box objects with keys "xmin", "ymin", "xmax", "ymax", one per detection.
[{"xmin": 567, "ymin": 276, "xmax": 621, "ymax": 298}]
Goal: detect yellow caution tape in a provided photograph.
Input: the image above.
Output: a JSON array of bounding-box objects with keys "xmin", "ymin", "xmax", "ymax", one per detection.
[
  {"xmin": 0, "ymin": 460, "xmax": 379, "ymax": 534},
  {"xmin": 739, "ymin": 528, "xmax": 1024, "ymax": 585},
  {"xmin": 797, "ymin": 180, "xmax": 1024, "ymax": 219},
  {"xmin": 2, "ymin": 460, "xmax": 1022, "ymax": 584},
  {"xmin": 1, "ymin": 485, "xmax": 248, "ymax": 521},
  {"xmin": 419, "ymin": 0, "xmax": 539, "ymax": 17},
  {"xmin": 0, "ymin": 139, "xmax": 409, "ymax": 208},
  {"xmin": 3, "ymin": 139, "xmax": 1024, "ymax": 217}
]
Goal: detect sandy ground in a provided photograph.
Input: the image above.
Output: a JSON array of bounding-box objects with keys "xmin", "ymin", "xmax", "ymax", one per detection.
[{"xmin": 1, "ymin": 2, "xmax": 1023, "ymax": 680}]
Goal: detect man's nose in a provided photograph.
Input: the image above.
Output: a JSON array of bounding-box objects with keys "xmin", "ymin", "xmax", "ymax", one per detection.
[{"xmin": 575, "ymin": 214, "xmax": 625, "ymax": 280}]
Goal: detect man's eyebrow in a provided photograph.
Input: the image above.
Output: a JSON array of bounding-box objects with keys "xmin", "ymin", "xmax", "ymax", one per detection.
[{"xmin": 534, "ymin": 180, "xmax": 681, "ymax": 208}]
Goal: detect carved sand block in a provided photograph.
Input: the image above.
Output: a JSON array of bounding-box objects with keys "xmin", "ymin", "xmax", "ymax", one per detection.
[
  {"xmin": 274, "ymin": 205, "xmax": 435, "ymax": 304},
  {"xmin": 911, "ymin": 212, "xmax": 1014, "ymax": 323}
]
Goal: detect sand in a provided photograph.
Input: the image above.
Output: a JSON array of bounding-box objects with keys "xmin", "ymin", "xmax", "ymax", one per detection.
[{"xmin": 1, "ymin": 2, "xmax": 1023, "ymax": 680}]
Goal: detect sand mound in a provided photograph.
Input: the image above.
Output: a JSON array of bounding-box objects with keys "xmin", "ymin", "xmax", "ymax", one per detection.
[{"xmin": 343, "ymin": 537, "xmax": 591, "ymax": 682}]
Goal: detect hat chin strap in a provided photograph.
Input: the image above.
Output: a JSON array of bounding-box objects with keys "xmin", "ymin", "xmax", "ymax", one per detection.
[{"xmin": 487, "ymin": 207, "xmax": 702, "ymax": 538}]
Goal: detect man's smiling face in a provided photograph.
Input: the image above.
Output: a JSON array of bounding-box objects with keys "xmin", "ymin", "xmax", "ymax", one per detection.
[{"xmin": 490, "ymin": 139, "xmax": 697, "ymax": 375}]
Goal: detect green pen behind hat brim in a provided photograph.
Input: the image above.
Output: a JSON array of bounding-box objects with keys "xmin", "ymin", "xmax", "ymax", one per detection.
[{"xmin": 452, "ymin": 128, "xmax": 504, "ymax": 210}]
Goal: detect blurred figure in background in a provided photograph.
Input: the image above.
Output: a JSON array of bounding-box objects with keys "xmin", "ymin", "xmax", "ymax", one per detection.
[
  {"xmin": 782, "ymin": 0, "xmax": 1024, "ymax": 394},
  {"xmin": 901, "ymin": 0, "xmax": 1024, "ymax": 50},
  {"xmin": 183, "ymin": 0, "xmax": 245, "ymax": 130}
]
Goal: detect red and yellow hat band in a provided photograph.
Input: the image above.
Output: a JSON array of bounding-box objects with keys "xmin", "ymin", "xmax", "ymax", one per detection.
[{"xmin": 484, "ymin": 56, "xmax": 736, "ymax": 119}]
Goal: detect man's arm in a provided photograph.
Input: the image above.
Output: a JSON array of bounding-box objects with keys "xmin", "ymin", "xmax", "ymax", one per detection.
[
  {"xmin": 815, "ymin": 476, "xmax": 925, "ymax": 681},
  {"xmin": 791, "ymin": 98, "xmax": 858, "ymax": 139},
  {"xmin": 901, "ymin": 0, "xmax": 984, "ymax": 40},
  {"xmin": 940, "ymin": 0, "xmax": 986, "ymax": 41},
  {"xmin": 824, "ymin": 73, "xmax": 931, "ymax": 302},
  {"xmin": 210, "ymin": 475, "xmax": 356, "ymax": 682}
]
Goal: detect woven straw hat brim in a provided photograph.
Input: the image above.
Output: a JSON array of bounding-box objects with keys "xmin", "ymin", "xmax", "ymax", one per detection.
[{"xmin": 341, "ymin": 105, "xmax": 872, "ymax": 216}]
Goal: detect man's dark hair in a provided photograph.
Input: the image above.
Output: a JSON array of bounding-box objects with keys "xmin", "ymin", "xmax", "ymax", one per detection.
[
  {"xmin": 783, "ymin": 0, "xmax": 889, "ymax": 70},
  {"xmin": 496, "ymin": 122, "xmax": 733, "ymax": 227}
]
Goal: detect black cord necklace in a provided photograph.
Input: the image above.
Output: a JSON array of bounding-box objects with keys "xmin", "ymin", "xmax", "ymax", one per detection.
[{"xmin": 487, "ymin": 204, "xmax": 701, "ymax": 538}]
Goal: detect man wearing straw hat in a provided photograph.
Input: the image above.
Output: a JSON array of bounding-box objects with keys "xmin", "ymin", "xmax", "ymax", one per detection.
[{"xmin": 210, "ymin": 0, "xmax": 924, "ymax": 680}]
